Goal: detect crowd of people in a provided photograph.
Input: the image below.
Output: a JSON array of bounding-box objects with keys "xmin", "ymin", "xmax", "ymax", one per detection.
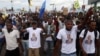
[{"xmin": 0, "ymin": 7, "xmax": 100, "ymax": 56}]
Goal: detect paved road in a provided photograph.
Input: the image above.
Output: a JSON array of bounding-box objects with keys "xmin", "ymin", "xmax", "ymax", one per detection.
[{"xmin": 0, "ymin": 42, "xmax": 53, "ymax": 56}]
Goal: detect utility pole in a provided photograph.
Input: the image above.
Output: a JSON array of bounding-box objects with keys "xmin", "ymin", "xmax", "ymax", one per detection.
[
  {"xmin": 82, "ymin": 0, "xmax": 85, "ymax": 14},
  {"xmin": 50, "ymin": 3, "xmax": 55, "ymax": 12},
  {"xmin": 83, "ymin": 0, "xmax": 85, "ymax": 5},
  {"xmin": 29, "ymin": 6, "xmax": 31, "ymax": 13},
  {"xmin": 11, "ymin": 0, "xmax": 14, "ymax": 11}
]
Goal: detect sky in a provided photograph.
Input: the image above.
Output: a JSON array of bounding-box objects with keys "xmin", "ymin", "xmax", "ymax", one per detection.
[{"xmin": 0, "ymin": 0, "xmax": 99, "ymax": 11}]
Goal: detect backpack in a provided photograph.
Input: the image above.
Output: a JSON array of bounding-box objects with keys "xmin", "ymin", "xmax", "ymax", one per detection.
[{"xmin": 83, "ymin": 29, "xmax": 98, "ymax": 41}]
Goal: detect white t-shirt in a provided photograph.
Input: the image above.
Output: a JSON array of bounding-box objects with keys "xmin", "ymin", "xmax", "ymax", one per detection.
[
  {"xmin": 79, "ymin": 30, "xmax": 99, "ymax": 54},
  {"xmin": 42, "ymin": 21, "xmax": 48, "ymax": 28},
  {"xmin": 26, "ymin": 27, "xmax": 42, "ymax": 48},
  {"xmin": 2, "ymin": 29, "xmax": 19, "ymax": 50},
  {"xmin": 57, "ymin": 26, "xmax": 77, "ymax": 54}
]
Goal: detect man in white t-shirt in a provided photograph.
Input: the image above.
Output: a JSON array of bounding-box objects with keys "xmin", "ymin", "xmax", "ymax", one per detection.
[
  {"xmin": 23, "ymin": 21, "xmax": 43, "ymax": 56},
  {"xmin": 1, "ymin": 22, "xmax": 23, "ymax": 56},
  {"xmin": 79, "ymin": 21, "xmax": 99, "ymax": 56},
  {"xmin": 53, "ymin": 20, "xmax": 78, "ymax": 56}
]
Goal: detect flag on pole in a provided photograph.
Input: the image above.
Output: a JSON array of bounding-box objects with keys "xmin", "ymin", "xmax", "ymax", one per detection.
[
  {"xmin": 39, "ymin": 0, "xmax": 46, "ymax": 19},
  {"xmin": 74, "ymin": 0, "xmax": 80, "ymax": 9},
  {"xmin": 28, "ymin": 0, "xmax": 32, "ymax": 6}
]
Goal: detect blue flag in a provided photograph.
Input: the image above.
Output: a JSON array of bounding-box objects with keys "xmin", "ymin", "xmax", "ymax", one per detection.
[{"xmin": 39, "ymin": 0, "xmax": 46, "ymax": 19}]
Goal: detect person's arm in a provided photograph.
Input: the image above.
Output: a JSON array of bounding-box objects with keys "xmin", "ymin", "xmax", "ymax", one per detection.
[
  {"xmin": 43, "ymin": 25, "xmax": 48, "ymax": 38},
  {"xmin": 95, "ymin": 34, "xmax": 99, "ymax": 48},
  {"xmin": 17, "ymin": 38, "xmax": 24, "ymax": 51},
  {"xmin": 53, "ymin": 30, "xmax": 62, "ymax": 56},
  {"xmin": 96, "ymin": 31, "xmax": 99, "ymax": 46},
  {"xmin": 95, "ymin": 39, "xmax": 99, "ymax": 55},
  {"xmin": 95, "ymin": 31, "xmax": 100, "ymax": 54},
  {"xmin": 16, "ymin": 30, "xmax": 24, "ymax": 52},
  {"xmin": 40, "ymin": 28, "xmax": 46, "ymax": 37},
  {"xmin": 79, "ymin": 30, "xmax": 87, "ymax": 56},
  {"xmin": 79, "ymin": 38, "xmax": 87, "ymax": 56},
  {"xmin": 53, "ymin": 39, "xmax": 62, "ymax": 56}
]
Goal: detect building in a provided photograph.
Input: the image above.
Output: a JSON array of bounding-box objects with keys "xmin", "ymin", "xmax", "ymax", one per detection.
[
  {"xmin": 88, "ymin": 0, "xmax": 100, "ymax": 10},
  {"xmin": 88, "ymin": 0, "xmax": 100, "ymax": 4}
]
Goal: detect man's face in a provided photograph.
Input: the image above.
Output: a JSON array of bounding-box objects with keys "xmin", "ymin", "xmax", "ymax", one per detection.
[
  {"xmin": 6, "ymin": 23, "xmax": 13, "ymax": 30},
  {"xmin": 48, "ymin": 19, "xmax": 52, "ymax": 24},
  {"xmin": 65, "ymin": 21, "xmax": 73, "ymax": 31},
  {"xmin": 89, "ymin": 22, "xmax": 96, "ymax": 30},
  {"xmin": 32, "ymin": 24, "xmax": 37, "ymax": 29},
  {"xmin": 44, "ymin": 18, "xmax": 47, "ymax": 21}
]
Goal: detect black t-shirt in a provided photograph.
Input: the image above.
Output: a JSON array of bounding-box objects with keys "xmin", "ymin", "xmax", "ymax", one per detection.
[{"xmin": 21, "ymin": 32, "xmax": 29, "ymax": 40}]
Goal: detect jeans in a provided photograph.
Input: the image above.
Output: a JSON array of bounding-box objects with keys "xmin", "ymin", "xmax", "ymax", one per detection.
[
  {"xmin": 61, "ymin": 52, "xmax": 77, "ymax": 56},
  {"xmin": 22, "ymin": 40, "xmax": 28, "ymax": 56},
  {"xmin": 44, "ymin": 41, "xmax": 54, "ymax": 56},
  {"xmin": 44, "ymin": 41, "xmax": 54, "ymax": 50}
]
